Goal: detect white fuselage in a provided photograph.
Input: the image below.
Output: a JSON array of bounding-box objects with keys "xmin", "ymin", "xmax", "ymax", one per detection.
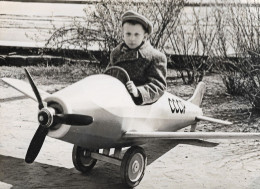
[{"xmin": 44, "ymin": 74, "xmax": 203, "ymax": 149}]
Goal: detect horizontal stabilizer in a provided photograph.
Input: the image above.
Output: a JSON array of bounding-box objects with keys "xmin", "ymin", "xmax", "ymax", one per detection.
[
  {"xmin": 196, "ymin": 115, "xmax": 232, "ymax": 125},
  {"xmin": 124, "ymin": 131, "xmax": 260, "ymax": 140},
  {"xmin": 1, "ymin": 77, "xmax": 50, "ymax": 102}
]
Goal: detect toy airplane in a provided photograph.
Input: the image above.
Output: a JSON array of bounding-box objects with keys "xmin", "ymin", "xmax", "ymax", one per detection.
[{"xmin": 2, "ymin": 66, "xmax": 260, "ymax": 188}]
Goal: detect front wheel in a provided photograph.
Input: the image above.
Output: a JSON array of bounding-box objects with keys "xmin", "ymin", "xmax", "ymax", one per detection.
[
  {"xmin": 72, "ymin": 145, "xmax": 97, "ymax": 173},
  {"xmin": 120, "ymin": 146, "xmax": 147, "ymax": 188}
]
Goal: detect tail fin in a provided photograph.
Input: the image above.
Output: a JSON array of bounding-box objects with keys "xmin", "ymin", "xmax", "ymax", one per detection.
[{"xmin": 188, "ymin": 82, "xmax": 206, "ymax": 107}]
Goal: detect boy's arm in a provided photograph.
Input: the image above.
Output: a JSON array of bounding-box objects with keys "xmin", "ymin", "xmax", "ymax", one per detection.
[{"xmin": 137, "ymin": 52, "xmax": 167, "ymax": 105}]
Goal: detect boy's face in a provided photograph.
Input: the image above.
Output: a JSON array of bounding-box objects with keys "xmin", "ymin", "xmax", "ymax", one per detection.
[{"xmin": 123, "ymin": 22, "xmax": 148, "ymax": 49}]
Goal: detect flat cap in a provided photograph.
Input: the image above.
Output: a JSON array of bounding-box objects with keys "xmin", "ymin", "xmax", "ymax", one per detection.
[{"xmin": 122, "ymin": 10, "xmax": 153, "ymax": 34}]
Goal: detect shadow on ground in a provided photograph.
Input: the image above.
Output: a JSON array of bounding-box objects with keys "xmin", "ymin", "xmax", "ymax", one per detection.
[{"xmin": 0, "ymin": 139, "xmax": 217, "ymax": 189}]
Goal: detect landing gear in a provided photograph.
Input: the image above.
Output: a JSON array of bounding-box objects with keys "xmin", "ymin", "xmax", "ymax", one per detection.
[
  {"xmin": 72, "ymin": 145, "xmax": 147, "ymax": 188},
  {"xmin": 190, "ymin": 123, "xmax": 197, "ymax": 132},
  {"xmin": 72, "ymin": 145, "xmax": 97, "ymax": 173},
  {"xmin": 121, "ymin": 146, "xmax": 147, "ymax": 188}
]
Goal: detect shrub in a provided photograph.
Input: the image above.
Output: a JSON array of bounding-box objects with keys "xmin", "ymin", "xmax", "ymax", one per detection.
[
  {"xmin": 45, "ymin": 0, "xmax": 186, "ymax": 67},
  {"xmin": 212, "ymin": 1, "xmax": 260, "ymax": 111},
  {"xmin": 44, "ymin": 0, "xmax": 217, "ymax": 84}
]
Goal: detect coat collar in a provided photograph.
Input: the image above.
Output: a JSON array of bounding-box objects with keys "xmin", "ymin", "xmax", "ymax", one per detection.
[
  {"xmin": 112, "ymin": 41, "xmax": 153, "ymax": 65},
  {"xmin": 138, "ymin": 40, "xmax": 153, "ymax": 58},
  {"xmin": 120, "ymin": 41, "xmax": 152, "ymax": 59}
]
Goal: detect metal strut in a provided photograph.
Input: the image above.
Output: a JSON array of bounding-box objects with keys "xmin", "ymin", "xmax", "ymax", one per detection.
[{"xmin": 91, "ymin": 148, "xmax": 123, "ymax": 166}]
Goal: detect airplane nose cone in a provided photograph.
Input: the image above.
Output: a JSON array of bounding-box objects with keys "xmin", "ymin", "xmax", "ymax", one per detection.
[
  {"xmin": 38, "ymin": 107, "xmax": 55, "ymax": 127},
  {"xmin": 38, "ymin": 112, "xmax": 49, "ymax": 125}
]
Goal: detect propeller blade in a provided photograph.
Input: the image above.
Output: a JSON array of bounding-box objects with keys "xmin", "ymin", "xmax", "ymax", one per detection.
[
  {"xmin": 24, "ymin": 68, "xmax": 44, "ymax": 109},
  {"xmin": 53, "ymin": 114, "xmax": 93, "ymax": 126},
  {"xmin": 25, "ymin": 125, "xmax": 48, "ymax": 164}
]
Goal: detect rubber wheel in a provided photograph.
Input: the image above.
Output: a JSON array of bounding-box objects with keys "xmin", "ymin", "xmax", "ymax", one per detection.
[
  {"xmin": 72, "ymin": 145, "xmax": 97, "ymax": 173},
  {"xmin": 120, "ymin": 146, "xmax": 147, "ymax": 188}
]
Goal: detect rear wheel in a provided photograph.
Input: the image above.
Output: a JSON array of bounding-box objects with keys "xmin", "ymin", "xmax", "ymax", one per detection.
[
  {"xmin": 120, "ymin": 146, "xmax": 147, "ymax": 188},
  {"xmin": 72, "ymin": 145, "xmax": 97, "ymax": 173}
]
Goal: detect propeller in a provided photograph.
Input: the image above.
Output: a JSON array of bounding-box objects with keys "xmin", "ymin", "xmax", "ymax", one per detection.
[
  {"xmin": 24, "ymin": 68, "xmax": 93, "ymax": 164},
  {"xmin": 53, "ymin": 114, "xmax": 93, "ymax": 125},
  {"xmin": 25, "ymin": 125, "xmax": 48, "ymax": 163},
  {"xmin": 24, "ymin": 68, "xmax": 44, "ymax": 110}
]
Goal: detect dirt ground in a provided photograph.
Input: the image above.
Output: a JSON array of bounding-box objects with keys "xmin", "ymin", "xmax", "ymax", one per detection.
[{"xmin": 1, "ymin": 72, "xmax": 260, "ymax": 189}]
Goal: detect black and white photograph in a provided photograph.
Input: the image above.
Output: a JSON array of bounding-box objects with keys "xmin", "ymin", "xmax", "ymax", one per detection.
[{"xmin": 0, "ymin": 0, "xmax": 260, "ymax": 188}]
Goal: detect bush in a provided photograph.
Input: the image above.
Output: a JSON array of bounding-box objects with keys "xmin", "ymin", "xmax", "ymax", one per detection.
[
  {"xmin": 212, "ymin": 1, "xmax": 260, "ymax": 111},
  {"xmin": 45, "ymin": 0, "xmax": 186, "ymax": 67},
  {"xmin": 42, "ymin": 0, "xmax": 259, "ymax": 92},
  {"xmin": 44, "ymin": 0, "xmax": 218, "ymax": 84}
]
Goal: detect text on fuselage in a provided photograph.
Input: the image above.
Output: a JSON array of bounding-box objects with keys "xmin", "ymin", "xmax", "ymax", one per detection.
[{"xmin": 168, "ymin": 98, "xmax": 185, "ymax": 114}]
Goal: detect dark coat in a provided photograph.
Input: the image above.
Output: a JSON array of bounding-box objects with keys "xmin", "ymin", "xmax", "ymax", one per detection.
[{"xmin": 108, "ymin": 41, "xmax": 167, "ymax": 105}]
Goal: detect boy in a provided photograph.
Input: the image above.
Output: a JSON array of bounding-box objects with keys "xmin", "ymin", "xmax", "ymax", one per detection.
[{"xmin": 107, "ymin": 10, "xmax": 167, "ymax": 105}]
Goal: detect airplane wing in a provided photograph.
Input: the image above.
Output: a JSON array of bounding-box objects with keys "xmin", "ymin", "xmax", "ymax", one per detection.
[
  {"xmin": 1, "ymin": 77, "xmax": 50, "ymax": 102},
  {"xmin": 124, "ymin": 131, "xmax": 260, "ymax": 140}
]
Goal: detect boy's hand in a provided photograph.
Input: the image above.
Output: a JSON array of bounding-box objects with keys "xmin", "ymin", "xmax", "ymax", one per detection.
[{"xmin": 126, "ymin": 81, "xmax": 139, "ymax": 97}]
